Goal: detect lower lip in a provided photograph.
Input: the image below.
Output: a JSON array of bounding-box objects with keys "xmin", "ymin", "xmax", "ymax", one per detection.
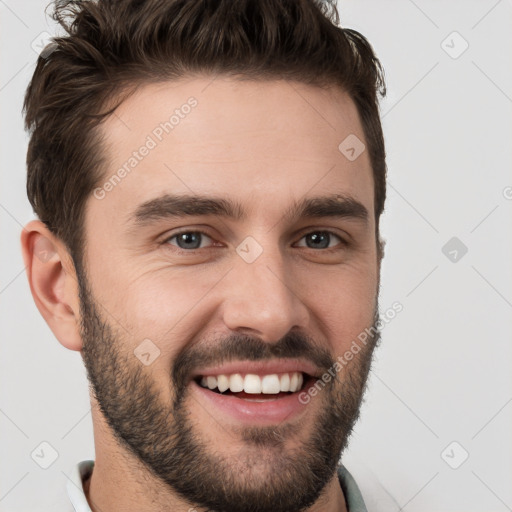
[{"xmin": 190, "ymin": 380, "xmax": 312, "ymax": 425}]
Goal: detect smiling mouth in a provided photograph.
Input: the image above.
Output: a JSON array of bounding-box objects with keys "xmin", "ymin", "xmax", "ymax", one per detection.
[{"xmin": 194, "ymin": 371, "xmax": 311, "ymax": 401}]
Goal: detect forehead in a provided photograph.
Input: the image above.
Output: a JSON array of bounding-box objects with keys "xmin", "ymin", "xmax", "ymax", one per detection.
[{"xmin": 92, "ymin": 76, "xmax": 374, "ymax": 229}]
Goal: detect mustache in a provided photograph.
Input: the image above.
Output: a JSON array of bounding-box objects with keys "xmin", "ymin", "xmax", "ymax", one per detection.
[{"xmin": 172, "ymin": 331, "xmax": 335, "ymax": 395}]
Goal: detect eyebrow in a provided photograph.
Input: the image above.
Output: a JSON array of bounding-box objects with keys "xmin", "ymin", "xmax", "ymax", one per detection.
[{"xmin": 129, "ymin": 193, "xmax": 369, "ymax": 228}]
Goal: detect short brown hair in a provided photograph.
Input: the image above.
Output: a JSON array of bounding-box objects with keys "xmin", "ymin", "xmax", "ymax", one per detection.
[{"xmin": 23, "ymin": 0, "xmax": 386, "ymax": 268}]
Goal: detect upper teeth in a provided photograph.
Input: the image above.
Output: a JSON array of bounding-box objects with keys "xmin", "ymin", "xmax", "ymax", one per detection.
[{"xmin": 199, "ymin": 372, "xmax": 304, "ymax": 394}]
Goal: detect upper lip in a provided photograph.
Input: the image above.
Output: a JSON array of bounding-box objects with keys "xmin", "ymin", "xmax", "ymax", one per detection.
[{"xmin": 192, "ymin": 358, "xmax": 322, "ymax": 380}]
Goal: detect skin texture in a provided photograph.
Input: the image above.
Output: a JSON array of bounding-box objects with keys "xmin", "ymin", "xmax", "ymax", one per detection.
[{"xmin": 21, "ymin": 76, "xmax": 383, "ymax": 512}]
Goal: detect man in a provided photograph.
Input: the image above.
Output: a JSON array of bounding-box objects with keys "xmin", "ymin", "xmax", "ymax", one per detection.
[{"xmin": 21, "ymin": 0, "xmax": 392, "ymax": 510}]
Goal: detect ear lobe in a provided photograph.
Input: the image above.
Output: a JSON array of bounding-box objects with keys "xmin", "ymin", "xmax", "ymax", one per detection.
[{"xmin": 20, "ymin": 220, "xmax": 83, "ymax": 351}]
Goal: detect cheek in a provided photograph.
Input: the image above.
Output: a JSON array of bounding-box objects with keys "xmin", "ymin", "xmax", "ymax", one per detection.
[
  {"xmin": 301, "ymin": 263, "xmax": 377, "ymax": 351},
  {"xmin": 114, "ymin": 269, "xmax": 221, "ymax": 355},
  {"xmin": 91, "ymin": 242, "xmax": 377, "ymax": 361}
]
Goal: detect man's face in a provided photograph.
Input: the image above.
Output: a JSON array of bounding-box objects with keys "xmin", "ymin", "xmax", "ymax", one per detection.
[{"xmin": 78, "ymin": 77, "xmax": 381, "ymax": 512}]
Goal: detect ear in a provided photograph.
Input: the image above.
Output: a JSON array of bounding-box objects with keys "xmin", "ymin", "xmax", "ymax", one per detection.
[
  {"xmin": 377, "ymin": 235, "xmax": 386, "ymax": 262},
  {"xmin": 20, "ymin": 220, "xmax": 83, "ymax": 351}
]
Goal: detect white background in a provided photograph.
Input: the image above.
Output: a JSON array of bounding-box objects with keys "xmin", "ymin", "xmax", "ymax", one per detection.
[{"xmin": 1, "ymin": 1, "xmax": 511, "ymax": 510}]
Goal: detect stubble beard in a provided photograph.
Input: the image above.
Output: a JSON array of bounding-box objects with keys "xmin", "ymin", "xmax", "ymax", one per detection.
[{"xmin": 78, "ymin": 268, "xmax": 380, "ymax": 512}]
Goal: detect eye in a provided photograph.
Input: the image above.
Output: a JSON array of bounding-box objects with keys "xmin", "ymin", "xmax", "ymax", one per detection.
[
  {"xmin": 162, "ymin": 229, "xmax": 347, "ymax": 253},
  {"xmin": 165, "ymin": 230, "xmax": 215, "ymax": 250},
  {"xmin": 295, "ymin": 231, "xmax": 346, "ymax": 250}
]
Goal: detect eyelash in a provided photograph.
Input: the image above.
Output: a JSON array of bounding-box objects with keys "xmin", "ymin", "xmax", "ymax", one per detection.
[{"xmin": 162, "ymin": 229, "xmax": 349, "ymax": 254}]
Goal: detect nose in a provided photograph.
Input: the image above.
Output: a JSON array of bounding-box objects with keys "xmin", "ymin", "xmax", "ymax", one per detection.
[{"xmin": 220, "ymin": 243, "xmax": 310, "ymax": 343}]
